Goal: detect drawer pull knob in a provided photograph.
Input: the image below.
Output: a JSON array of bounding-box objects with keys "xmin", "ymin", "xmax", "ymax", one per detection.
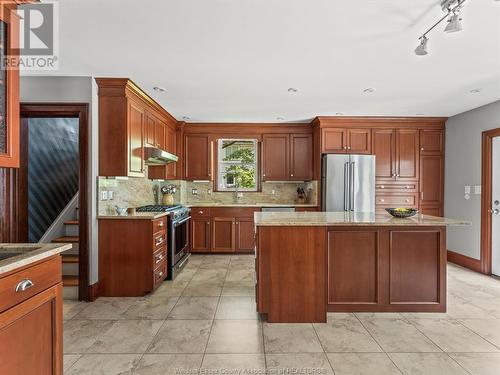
[
  {"xmin": 198, "ymin": 210, "xmax": 203, "ymax": 214},
  {"xmin": 156, "ymin": 237, "xmax": 164, "ymax": 246},
  {"xmin": 380, "ymin": 199, "xmax": 385, "ymax": 203},
  {"xmin": 380, "ymin": 185, "xmax": 385, "ymax": 189},
  {"xmin": 405, "ymin": 199, "xmax": 410, "ymax": 203},
  {"xmin": 158, "ymin": 271, "xmax": 163, "ymax": 277},
  {"xmin": 155, "ymin": 255, "xmax": 163, "ymax": 264},
  {"xmin": 15, "ymin": 279, "xmax": 34, "ymax": 292}
]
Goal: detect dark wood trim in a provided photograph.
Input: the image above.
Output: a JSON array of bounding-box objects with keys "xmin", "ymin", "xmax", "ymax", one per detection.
[
  {"xmin": 447, "ymin": 250, "xmax": 482, "ymax": 273},
  {"xmin": 313, "ymin": 116, "xmax": 447, "ymax": 129},
  {"xmin": 87, "ymin": 282, "xmax": 101, "ymax": 302},
  {"xmin": 20, "ymin": 103, "xmax": 90, "ymax": 301},
  {"xmin": 481, "ymin": 127, "xmax": 500, "ymax": 275}
]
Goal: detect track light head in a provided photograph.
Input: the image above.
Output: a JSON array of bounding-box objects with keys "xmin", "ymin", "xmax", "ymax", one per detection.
[
  {"xmin": 444, "ymin": 12, "xmax": 463, "ymax": 33},
  {"xmin": 415, "ymin": 36, "xmax": 429, "ymax": 56}
]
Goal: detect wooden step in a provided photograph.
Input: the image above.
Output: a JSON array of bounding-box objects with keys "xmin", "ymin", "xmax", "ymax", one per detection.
[
  {"xmin": 62, "ymin": 254, "xmax": 79, "ymax": 263},
  {"xmin": 52, "ymin": 236, "xmax": 79, "ymax": 243},
  {"xmin": 63, "ymin": 275, "xmax": 79, "ymax": 287},
  {"xmin": 64, "ymin": 220, "xmax": 79, "ymax": 225}
]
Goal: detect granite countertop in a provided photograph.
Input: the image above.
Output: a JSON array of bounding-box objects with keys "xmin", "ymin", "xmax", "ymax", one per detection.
[
  {"xmin": 186, "ymin": 203, "xmax": 318, "ymax": 208},
  {"xmin": 254, "ymin": 211, "xmax": 471, "ymax": 227},
  {"xmin": 0, "ymin": 243, "xmax": 73, "ymax": 275},
  {"xmin": 97, "ymin": 212, "xmax": 170, "ymax": 220}
]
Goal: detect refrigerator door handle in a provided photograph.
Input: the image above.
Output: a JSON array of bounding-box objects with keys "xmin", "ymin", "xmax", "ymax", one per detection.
[
  {"xmin": 344, "ymin": 162, "xmax": 349, "ymax": 211},
  {"xmin": 350, "ymin": 162, "xmax": 355, "ymax": 211}
]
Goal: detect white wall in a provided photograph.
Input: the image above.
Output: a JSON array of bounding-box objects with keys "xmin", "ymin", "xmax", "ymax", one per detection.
[
  {"xmin": 445, "ymin": 100, "xmax": 500, "ymax": 259},
  {"xmin": 20, "ymin": 76, "xmax": 99, "ymax": 284}
]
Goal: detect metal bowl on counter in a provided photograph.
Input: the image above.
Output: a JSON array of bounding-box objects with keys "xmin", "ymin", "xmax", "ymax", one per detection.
[{"xmin": 385, "ymin": 208, "xmax": 418, "ymax": 218}]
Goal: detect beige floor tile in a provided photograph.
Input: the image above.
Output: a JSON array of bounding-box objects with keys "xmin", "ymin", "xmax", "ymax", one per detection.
[
  {"xmin": 459, "ymin": 319, "xmax": 500, "ymax": 347},
  {"xmin": 86, "ymin": 320, "xmax": 163, "ymax": 354},
  {"xmin": 147, "ymin": 320, "xmax": 212, "ymax": 353},
  {"xmin": 168, "ymin": 297, "xmax": 219, "ymax": 320},
  {"xmin": 133, "ymin": 354, "xmax": 203, "ymax": 375},
  {"xmin": 153, "ymin": 281, "xmax": 189, "ymax": 297},
  {"xmin": 221, "ymin": 281, "xmax": 255, "ymax": 296},
  {"xmin": 172, "ymin": 268, "xmax": 198, "ymax": 282},
  {"xmin": 409, "ymin": 318, "xmax": 499, "ymax": 352},
  {"xmin": 225, "ymin": 269, "xmax": 254, "ymax": 283},
  {"xmin": 206, "ymin": 320, "xmax": 263, "ymax": 353},
  {"xmin": 73, "ymin": 297, "xmax": 136, "ymax": 320},
  {"xmin": 63, "ymin": 354, "xmax": 82, "ymax": 372},
  {"xmin": 357, "ymin": 315, "xmax": 441, "ymax": 352},
  {"xmin": 64, "ymin": 354, "xmax": 141, "ymax": 375},
  {"xmin": 181, "ymin": 281, "xmax": 223, "ymax": 297},
  {"xmin": 327, "ymin": 353, "xmax": 401, "ymax": 375},
  {"xmin": 263, "ymin": 323, "xmax": 323, "ymax": 353},
  {"xmin": 449, "ymin": 353, "xmax": 500, "ymax": 375},
  {"xmin": 202, "ymin": 354, "xmax": 266, "ymax": 370},
  {"xmin": 63, "ymin": 320, "xmax": 115, "ymax": 354},
  {"xmin": 215, "ymin": 296, "xmax": 259, "ymax": 319},
  {"xmin": 122, "ymin": 296, "xmax": 178, "ymax": 320},
  {"xmin": 389, "ymin": 353, "xmax": 468, "ymax": 375},
  {"xmin": 191, "ymin": 269, "xmax": 227, "ymax": 282},
  {"xmin": 64, "ymin": 301, "xmax": 89, "ymax": 320},
  {"xmin": 313, "ymin": 317, "xmax": 382, "ymax": 353},
  {"xmin": 266, "ymin": 353, "xmax": 334, "ymax": 375}
]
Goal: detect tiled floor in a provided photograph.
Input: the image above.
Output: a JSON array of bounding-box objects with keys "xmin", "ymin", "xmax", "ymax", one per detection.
[{"xmin": 63, "ymin": 255, "xmax": 500, "ymax": 375}]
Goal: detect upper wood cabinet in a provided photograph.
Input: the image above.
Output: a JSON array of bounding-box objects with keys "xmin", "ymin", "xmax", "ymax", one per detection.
[
  {"xmin": 144, "ymin": 111, "xmax": 166, "ymax": 150},
  {"xmin": 395, "ymin": 129, "xmax": 419, "ymax": 181},
  {"xmin": 420, "ymin": 129, "xmax": 444, "ymax": 155},
  {"xmin": 372, "ymin": 129, "xmax": 396, "ymax": 181},
  {"xmin": 321, "ymin": 128, "xmax": 371, "ymax": 154},
  {"xmin": 127, "ymin": 101, "xmax": 145, "ymax": 177},
  {"xmin": 262, "ymin": 133, "xmax": 312, "ymax": 181},
  {"xmin": 0, "ymin": 4, "xmax": 20, "ymax": 168},
  {"xmin": 419, "ymin": 129, "xmax": 445, "ymax": 215},
  {"xmin": 184, "ymin": 134, "xmax": 213, "ymax": 180}
]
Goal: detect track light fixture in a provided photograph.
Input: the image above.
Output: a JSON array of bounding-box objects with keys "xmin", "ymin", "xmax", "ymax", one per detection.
[{"xmin": 414, "ymin": 0, "xmax": 466, "ymax": 56}]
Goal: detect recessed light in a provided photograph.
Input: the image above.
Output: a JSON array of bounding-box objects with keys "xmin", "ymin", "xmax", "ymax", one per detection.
[
  {"xmin": 153, "ymin": 86, "xmax": 166, "ymax": 93},
  {"xmin": 416, "ymin": 113, "xmax": 425, "ymax": 116},
  {"xmin": 363, "ymin": 88, "xmax": 376, "ymax": 93},
  {"xmin": 276, "ymin": 116, "xmax": 285, "ymax": 121},
  {"xmin": 469, "ymin": 88, "xmax": 482, "ymax": 94},
  {"xmin": 287, "ymin": 88, "xmax": 299, "ymax": 93},
  {"xmin": 336, "ymin": 112, "xmax": 344, "ymax": 116},
  {"xmin": 182, "ymin": 116, "xmax": 191, "ymax": 120}
]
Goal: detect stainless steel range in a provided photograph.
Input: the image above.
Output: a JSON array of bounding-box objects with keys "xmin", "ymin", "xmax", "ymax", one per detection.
[{"xmin": 136, "ymin": 205, "xmax": 191, "ymax": 280}]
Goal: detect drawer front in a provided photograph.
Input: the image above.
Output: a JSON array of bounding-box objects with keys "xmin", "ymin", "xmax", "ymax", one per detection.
[
  {"xmin": 211, "ymin": 207, "xmax": 260, "ymax": 218},
  {"xmin": 376, "ymin": 183, "xmax": 417, "ymax": 193},
  {"xmin": 191, "ymin": 207, "xmax": 211, "ymax": 218},
  {"xmin": 153, "ymin": 230, "xmax": 167, "ymax": 251},
  {"xmin": 152, "ymin": 218, "xmax": 167, "ymax": 235},
  {"xmin": 0, "ymin": 256, "xmax": 62, "ymax": 313},
  {"xmin": 153, "ymin": 260, "xmax": 167, "ymax": 289},
  {"xmin": 376, "ymin": 194, "xmax": 418, "ymax": 207},
  {"xmin": 153, "ymin": 247, "xmax": 167, "ymax": 269}
]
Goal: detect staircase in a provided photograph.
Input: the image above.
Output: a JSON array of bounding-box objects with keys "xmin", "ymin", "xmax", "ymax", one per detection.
[{"xmin": 52, "ymin": 208, "xmax": 80, "ymax": 300}]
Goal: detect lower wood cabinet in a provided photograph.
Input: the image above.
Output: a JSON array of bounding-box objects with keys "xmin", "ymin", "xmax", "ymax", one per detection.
[
  {"xmin": 190, "ymin": 207, "xmax": 258, "ymax": 253},
  {"xmin": 98, "ymin": 217, "xmax": 168, "ymax": 296},
  {"xmin": 0, "ymin": 256, "xmax": 63, "ymax": 375}
]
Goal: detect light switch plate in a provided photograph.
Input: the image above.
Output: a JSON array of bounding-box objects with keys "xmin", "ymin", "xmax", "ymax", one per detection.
[
  {"xmin": 108, "ymin": 191, "xmax": 114, "ymax": 200},
  {"xmin": 100, "ymin": 191, "xmax": 108, "ymax": 201},
  {"xmin": 474, "ymin": 185, "xmax": 481, "ymax": 194},
  {"xmin": 464, "ymin": 185, "xmax": 471, "ymax": 194}
]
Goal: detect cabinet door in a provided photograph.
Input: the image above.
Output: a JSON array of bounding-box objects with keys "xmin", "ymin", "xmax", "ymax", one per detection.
[
  {"xmin": 420, "ymin": 155, "xmax": 444, "ymax": 206},
  {"xmin": 191, "ymin": 217, "xmax": 211, "ymax": 252},
  {"xmin": 145, "ymin": 112, "xmax": 156, "ymax": 147},
  {"xmin": 155, "ymin": 120, "xmax": 166, "ymax": 150},
  {"xmin": 347, "ymin": 128, "xmax": 371, "ymax": 154},
  {"xmin": 420, "ymin": 205, "xmax": 442, "ymax": 217},
  {"xmin": 236, "ymin": 217, "xmax": 255, "ymax": 253},
  {"xmin": 290, "ymin": 134, "xmax": 312, "ymax": 181},
  {"xmin": 0, "ymin": 284, "xmax": 62, "ymax": 375},
  {"xmin": 165, "ymin": 124, "xmax": 177, "ymax": 178},
  {"xmin": 322, "ymin": 128, "xmax": 346, "ymax": 153},
  {"xmin": 372, "ymin": 129, "xmax": 395, "ymax": 181},
  {"xmin": 128, "ymin": 102, "xmax": 145, "ymax": 177},
  {"xmin": 395, "ymin": 129, "xmax": 419, "ymax": 180},
  {"xmin": 185, "ymin": 134, "xmax": 212, "ymax": 180},
  {"xmin": 211, "ymin": 217, "xmax": 236, "ymax": 253},
  {"xmin": 262, "ymin": 134, "xmax": 289, "ymax": 181},
  {"xmin": 420, "ymin": 129, "xmax": 444, "ymax": 155}
]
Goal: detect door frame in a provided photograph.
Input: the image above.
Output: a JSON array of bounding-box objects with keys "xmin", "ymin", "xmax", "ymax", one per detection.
[
  {"xmin": 480, "ymin": 127, "xmax": 500, "ymax": 275},
  {"xmin": 20, "ymin": 103, "xmax": 90, "ymax": 301}
]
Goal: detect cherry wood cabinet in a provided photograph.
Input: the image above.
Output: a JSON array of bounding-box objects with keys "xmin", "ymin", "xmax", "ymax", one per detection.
[
  {"xmin": 372, "ymin": 129, "xmax": 396, "ymax": 182},
  {"xmin": 191, "ymin": 217, "xmax": 211, "ymax": 253},
  {"xmin": 184, "ymin": 134, "xmax": 213, "ymax": 180},
  {"xmin": 147, "ymin": 121, "xmax": 179, "ymax": 180},
  {"xmin": 235, "ymin": 217, "xmax": 255, "ymax": 252},
  {"xmin": 420, "ymin": 129, "xmax": 445, "ymax": 155},
  {"xmin": 211, "ymin": 217, "xmax": 236, "ymax": 252},
  {"xmin": 262, "ymin": 133, "xmax": 312, "ymax": 181},
  {"xmin": 127, "ymin": 101, "xmax": 145, "ymax": 177},
  {"xmin": 0, "ymin": 3, "xmax": 20, "ymax": 168},
  {"xmin": 0, "ymin": 256, "xmax": 63, "ymax": 375},
  {"xmin": 419, "ymin": 129, "xmax": 445, "ymax": 216},
  {"xmin": 321, "ymin": 128, "xmax": 371, "ymax": 154}
]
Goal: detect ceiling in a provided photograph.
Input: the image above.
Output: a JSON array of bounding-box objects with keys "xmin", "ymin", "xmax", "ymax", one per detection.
[{"xmin": 25, "ymin": 0, "xmax": 500, "ymax": 122}]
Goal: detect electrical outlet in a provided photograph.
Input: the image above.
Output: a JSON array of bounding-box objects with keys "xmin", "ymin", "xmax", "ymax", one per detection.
[
  {"xmin": 192, "ymin": 188, "xmax": 198, "ymax": 195},
  {"xmin": 100, "ymin": 191, "xmax": 108, "ymax": 201},
  {"xmin": 474, "ymin": 185, "xmax": 481, "ymax": 195},
  {"xmin": 108, "ymin": 191, "xmax": 114, "ymax": 200},
  {"xmin": 271, "ymin": 189, "xmax": 275, "ymax": 195}
]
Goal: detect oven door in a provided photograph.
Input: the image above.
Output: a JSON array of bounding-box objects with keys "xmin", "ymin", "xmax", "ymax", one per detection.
[{"xmin": 171, "ymin": 216, "xmax": 190, "ymax": 265}]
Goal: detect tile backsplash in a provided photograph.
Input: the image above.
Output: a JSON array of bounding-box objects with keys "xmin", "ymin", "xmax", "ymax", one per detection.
[{"xmin": 98, "ymin": 172, "xmax": 318, "ymax": 215}]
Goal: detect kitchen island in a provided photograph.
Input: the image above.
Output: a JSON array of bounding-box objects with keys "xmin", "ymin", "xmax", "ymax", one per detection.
[{"xmin": 254, "ymin": 212, "xmax": 469, "ymax": 323}]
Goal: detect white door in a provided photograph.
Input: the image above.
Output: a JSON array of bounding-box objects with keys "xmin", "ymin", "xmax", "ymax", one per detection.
[{"xmin": 492, "ymin": 136, "xmax": 500, "ymax": 276}]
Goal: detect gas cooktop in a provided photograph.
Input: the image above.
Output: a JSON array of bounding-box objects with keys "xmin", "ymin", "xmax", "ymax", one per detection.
[{"xmin": 136, "ymin": 205, "xmax": 182, "ymax": 212}]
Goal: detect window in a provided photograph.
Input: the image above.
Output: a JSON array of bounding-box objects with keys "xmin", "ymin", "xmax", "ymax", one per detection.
[{"xmin": 217, "ymin": 139, "xmax": 258, "ymax": 191}]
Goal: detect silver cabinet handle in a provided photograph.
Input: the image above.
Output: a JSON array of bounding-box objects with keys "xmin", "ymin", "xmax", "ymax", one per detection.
[
  {"xmin": 347, "ymin": 146, "xmax": 351, "ymax": 150},
  {"xmin": 380, "ymin": 199, "xmax": 385, "ymax": 203},
  {"xmin": 343, "ymin": 146, "xmax": 347, "ymax": 150},
  {"xmin": 157, "ymin": 271, "xmax": 163, "ymax": 278},
  {"xmin": 405, "ymin": 199, "xmax": 410, "ymax": 203},
  {"xmin": 421, "ymin": 147, "xmax": 425, "ymax": 151},
  {"xmin": 158, "ymin": 221, "xmax": 164, "ymax": 227},
  {"xmin": 207, "ymin": 221, "xmax": 210, "ymax": 225},
  {"xmin": 380, "ymin": 185, "xmax": 385, "ymax": 189},
  {"xmin": 198, "ymin": 210, "xmax": 203, "ymax": 214},
  {"xmin": 405, "ymin": 185, "xmax": 410, "ymax": 189},
  {"xmin": 396, "ymin": 174, "xmax": 400, "ymax": 177},
  {"xmin": 155, "ymin": 254, "xmax": 164, "ymax": 264},
  {"xmin": 155, "ymin": 236, "xmax": 164, "ymax": 246},
  {"xmin": 290, "ymin": 174, "xmax": 294, "ymax": 177},
  {"xmin": 16, "ymin": 279, "xmax": 34, "ymax": 292}
]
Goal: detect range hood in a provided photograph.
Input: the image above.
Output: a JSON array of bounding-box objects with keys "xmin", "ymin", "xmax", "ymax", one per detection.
[{"xmin": 144, "ymin": 147, "xmax": 178, "ymax": 165}]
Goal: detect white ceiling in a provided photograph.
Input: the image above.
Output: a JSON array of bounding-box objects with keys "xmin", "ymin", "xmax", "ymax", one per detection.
[{"xmin": 25, "ymin": 0, "xmax": 500, "ymax": 122}]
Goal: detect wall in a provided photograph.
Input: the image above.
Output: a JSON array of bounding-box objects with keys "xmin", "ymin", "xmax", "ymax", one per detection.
[
  {"xmin": 445, "ymin": 100, "xmax": 500, "ymax": 260},
  {"xmin": 20, "ymin": 76, "xmax": 99, "ymax": 284}
]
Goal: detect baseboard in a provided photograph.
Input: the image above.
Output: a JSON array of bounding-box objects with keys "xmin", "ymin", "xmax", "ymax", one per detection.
[
  {"xmin": 447, "ymin": 250, "xmax": 482, "ymax": 273},
  {"xmin": 87, "ymin": 281, "xmax": 101, "ymax": 302}
]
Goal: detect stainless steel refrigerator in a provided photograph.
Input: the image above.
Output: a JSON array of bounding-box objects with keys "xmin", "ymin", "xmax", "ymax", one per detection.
[{"xmin": 321, "ymin": 154, "xmax": 376, "ymax": 212}]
